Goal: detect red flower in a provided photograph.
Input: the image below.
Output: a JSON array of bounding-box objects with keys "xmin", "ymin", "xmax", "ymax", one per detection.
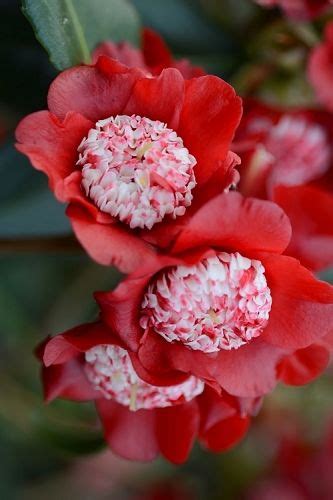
[
  {"xmin": 95, "ymin": 192, "xmax": 333, "ymax": 398},
  {"xmin": 38, "ymin": 321, "xmax": 250, "ymax": 464},
  {"xmin": 255, "ymin": 0, "xmax": 333, "ymax": 20},
  {"xmin": 234, "ymin": 100, "xmax": 333, "ymax": 271},
  {"xmin": 93, "ymin": 28, "xmax": 205, "ymax": 79},
  {"xmin": 308, "ymin": 21, "xmax": 333, "ymax": 113},
  {"xmin": 16, "ymin": 57, "xmax": 242, "ymax": 273}
]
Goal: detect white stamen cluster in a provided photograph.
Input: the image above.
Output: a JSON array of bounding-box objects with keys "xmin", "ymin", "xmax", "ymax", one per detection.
[
  {"xmin": 85, "ymin": 344, "xmax": 204, "ymax": 411},
  {"xmin": 77, "ymin": 115, "xmax": 197, "ymax": 229},
  {"xmin": 140, "ymin": 252, "xmax": 272, "ymax": 353}
]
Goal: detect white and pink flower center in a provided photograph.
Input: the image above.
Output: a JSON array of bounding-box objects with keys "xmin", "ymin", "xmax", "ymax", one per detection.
[
  {"xmin": 140, "ymin": 252, "xmax": 272, "ymax": 353},
  {"xmin": 77, "ymin": 115, "xmax": 197, "ymax": 230},
  {"xmin": 248, "ymin": 115, "xmax": 330, "ymax": 190},
  {"xmin": 84, "ymin": 344, "xmax": 204, "ymax": 411}
]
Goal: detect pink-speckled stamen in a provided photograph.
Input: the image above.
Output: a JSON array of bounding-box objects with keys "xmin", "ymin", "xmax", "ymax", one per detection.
[
  {"xmin": 140, "ymin": 252, "xmax": 272, "ymax": 353},
  {"xmin": 77, "ymin": 115, "xmax": 197, "ymax": 229},
  {"xmin": 84, "ymin": 344, "xmax": 204, "ymax": 411}
]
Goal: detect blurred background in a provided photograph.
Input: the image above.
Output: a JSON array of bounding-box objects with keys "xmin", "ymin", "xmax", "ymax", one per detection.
[{"xmin": 1, "ymin": 0, "xmax": 333, "ymax": 498}]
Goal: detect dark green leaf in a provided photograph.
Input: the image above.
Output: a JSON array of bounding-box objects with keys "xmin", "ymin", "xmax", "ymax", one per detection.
[{"xmin": 22, "ymin": 0, "xmax": 141, "ymax": 70}]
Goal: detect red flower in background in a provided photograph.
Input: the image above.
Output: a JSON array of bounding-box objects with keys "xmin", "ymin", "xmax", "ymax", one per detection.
[
  {"xmin": 16, "ymin": 57, "xmax": 241, "ymax": 273},
  {"xmin": 234, "ymin": 100, "xmax": 333, "ymax": 271},
  {"xmin": 308, "ymin": 21, "xmax": 333, "ymax": 113},
  {"xmin": 246, "ymin": 415, "xmax": 333, "ymax": 500},
  {"xmin": 93, "ymin": 28, "xmax": 205, "ymax": 79},
  {"xmin": 38, "ymin": 322, "xmax": 250, "ymax": 464},
  {"xmin": 255, "ymin": 0, "xmax": 333, "ymax": 20},
  {"xmin": 95, "ymin": 192, "xmax": 333, "ymax": 399}
]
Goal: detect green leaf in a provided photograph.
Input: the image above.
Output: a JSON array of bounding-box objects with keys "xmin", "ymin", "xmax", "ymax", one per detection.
[{"xmin": 22, "ymin": 0, "xmax": 141, "ymax": 70}]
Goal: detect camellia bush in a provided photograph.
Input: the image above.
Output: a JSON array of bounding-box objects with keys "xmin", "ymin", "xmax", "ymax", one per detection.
[{"xmin": 2, "ymin": 0, "xmax": 333, "ymax": 498}]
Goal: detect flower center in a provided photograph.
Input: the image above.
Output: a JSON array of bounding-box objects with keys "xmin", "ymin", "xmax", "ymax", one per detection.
[
  {"xmin": 84, "ymin": 345, "xmax": 204, "ymax": 410},
  {"xmin": 77, "ymin": 115, "xmax": 197, "ymax": 229},
  {"xmin": 248, "ymin": 115, "xmax": 330, "ymax": 188},
  {"xmin": 140, "ymin": 252, "xmax": 272, "ymax": 353}
]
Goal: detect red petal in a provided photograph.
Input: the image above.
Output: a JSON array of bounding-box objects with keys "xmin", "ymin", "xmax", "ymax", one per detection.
[
  {"xmin": 137, "ymin": 330, "xmax": 221, "ymax": 390},
  {"xmin": 156, "ymin": 400, "xmax": 199, "ymax": 464},
  {"xmin": 172, "ymin": 192, "xmax": 291, "ymax": 257},
  {"xmin": 144, "ymin": 152, "xmax": 241, "ymax": 249},
  {"xmin": 198, "ymin": 386, "xmax": 250, "ymax": 453},
  {"xmin": 198, "ymin": 386, "xmax": 239, "ymax": 431},
  {"xmin": 209, "ymin": 339, "xmax": 284, "ymax": 397},
  {"xmin": 93, "ymin": 41, "xmax": 146, "ymax": 69},
  {"xmin": 137, "ymin": 330, "xmax": 279, "ymax": 397},
  {"xmin": 262, "ymin": 254, "xmax": 333, "ymax": 349},
  {"xmin": 15, "ymin": 111, "xmax": 93, "ymax": 198},
  {"xmin": 178, "ymin": 76, "xmax": 242, "ymax": 185},
  {"xmin": 48, "ymin": 58, "xmax": 143, "ymax": 121},
  {"xmin": 96, "ymin": 399, "xmax": 159, "ymax": 462},
  {"xmin": 96, "ymin": 275, "xmax": 153, "ymax": 352},
  {"xmin": 174, "ymin": 59, "xmax": 206, "ymax": 79},
  {"xmin": 274, "ymin": 185, "xmax": 333, "ymax": 271},
  {"xmin": 43, "ymin": 322, "xmax": 116, "ymax": 367},
  {"xmin": 278, "ymin": 344, "xmax": 330, "ymax": 386},
  {"xmin": 95, "ymin": 255, "xmax": 181, "ymax": 351},
  {"xmin": 67, "ymin": 203, "xmax": 161, "ymax": 272},
  {"xmin": 130, "ymin": 350, "xmax": 189, "ymax": 387},
  {"xmin": 137, "ymin": 329, "xmax": 283, "ymax": 398},
  {"xmin": 192, "ymin": 151, "xmax": 241, "ymax": 204},
  {"xmin": 142, "ymin": 28, "xmax": 173, "ymax": 69},
  {"xmin": 42, "ymin": 358, "xmax": 97, "ymax": 402},
  {"xmin": 199, "ymin": 414, "xmax": 249, "ymax": 453},
  {"xmin": 123, "ymin": 68, "xmax": 184, "ymax": 130}
]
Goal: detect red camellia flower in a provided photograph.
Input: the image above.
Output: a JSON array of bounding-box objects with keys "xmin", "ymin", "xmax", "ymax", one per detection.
[
  {"xmin": 308, "ymin": 21, "xmax": 333, "ymax": 113},
  {"xmin": 15, "ymin": 57, "xmax": 241, "ymax": 272},
  {"xmin": 38, "ymin": 322, "xmax": 251, "ymax": 463},
  {"xmin": 93, "ymin": 28, "xmax": 205, "ymax": 79},
  {"xmin": 94, "ymin": 192, "xmax": 333, "ymax": 399},
  {"xmin": 255, "ymin": 0, "xmax": 333, "ymax": 20},
  {"xmin": 234, "ymin": 100, "xmax": 333, "ymax": 271}
]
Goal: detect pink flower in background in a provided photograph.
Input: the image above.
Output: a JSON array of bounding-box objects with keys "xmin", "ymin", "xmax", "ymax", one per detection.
[{"xmin": 234, "ymin": 100, "xmax": 333, "ymax": 271}]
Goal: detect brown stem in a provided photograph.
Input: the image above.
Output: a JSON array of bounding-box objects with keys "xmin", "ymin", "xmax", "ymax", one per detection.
[{"xmin": 0, "ymin": 235, "xmax": 82, "ymax": 253}]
